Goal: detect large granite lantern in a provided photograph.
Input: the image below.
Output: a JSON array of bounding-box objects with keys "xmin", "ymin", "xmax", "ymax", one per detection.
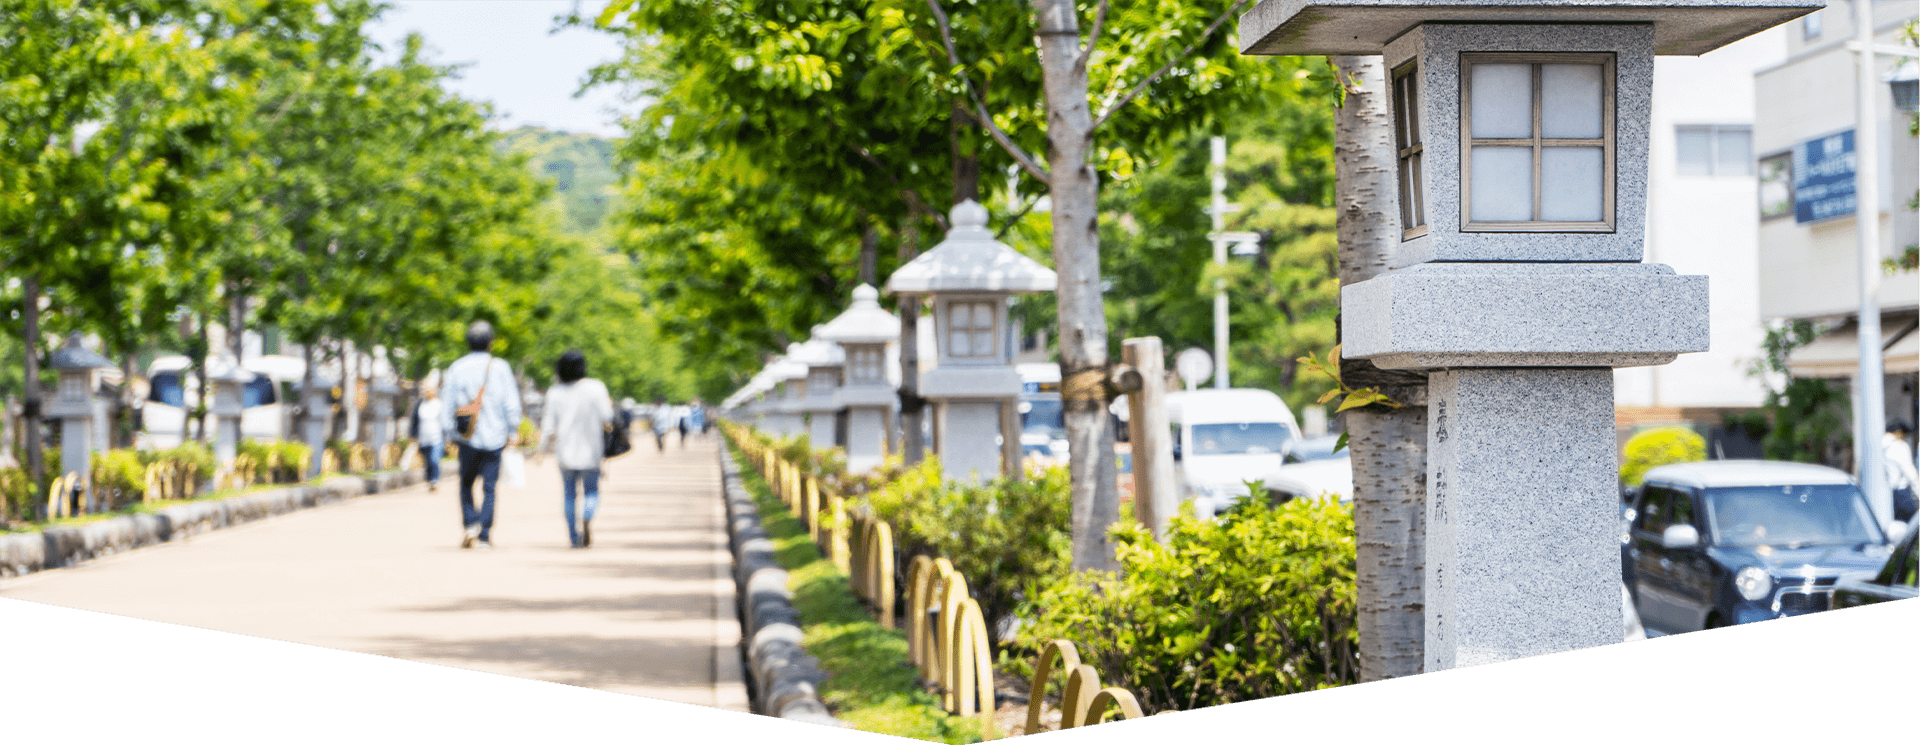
[
  {"xmin": 791, "ymin": 327, "xmax": 846, "ymax": 448},
  {"xmin": 48, "ymin": 333, "xmax": 113, "ymax": 510},
  {"xmin": 885, "ymin": 200, "xmax": 1057, "ymax": 484},
  {"xmin": 206, "ymin": 353, "xmax": 257, "ymax": 469},
  {"xmin": 765, "ymin": 350, "xmax": 809, "ymax": 438},
  {"xmin": 818, "ymin": 284, "xmax": 903, "ymax": 473},
  {"xmin": 1240, "ymin": 0, "xmax": 1815, "ymax": 671}
]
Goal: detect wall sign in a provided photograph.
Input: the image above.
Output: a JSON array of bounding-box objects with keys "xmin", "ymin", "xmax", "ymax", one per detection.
[{"xmin": 1792, "ymin": 130, "xmax": 1855, "ymax": 224}]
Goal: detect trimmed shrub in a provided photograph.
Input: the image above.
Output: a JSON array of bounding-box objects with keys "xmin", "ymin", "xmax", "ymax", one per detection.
[
  {"xmin": 1619, "ymin": 426, "xmax": 1707, "ymax": 486},
  {"xmin": 887, "ymin": 466, "xmax": 1073, "ymax": 648},
  {"xmin": 90, "ymin": 449, "xmax": 149, "ymax": 509},
  {"xmin": 1016, "ymin": 497, "xmax": 1359, "ymax": 713}
]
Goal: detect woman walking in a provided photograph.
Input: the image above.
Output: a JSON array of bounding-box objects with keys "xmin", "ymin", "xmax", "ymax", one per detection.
[
  {"xmin": 538, "ymin": 350, "xmax": 615, "ymax": 548},
  {"xmin": 415, "ymin": 386, "xmax": 447, "ymax": 492}
]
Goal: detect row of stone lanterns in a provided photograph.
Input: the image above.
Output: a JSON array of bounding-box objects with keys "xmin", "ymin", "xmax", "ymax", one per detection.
[{"xmin": 724, "ymin": 200, "xmax": 1057, "ymax": 485}]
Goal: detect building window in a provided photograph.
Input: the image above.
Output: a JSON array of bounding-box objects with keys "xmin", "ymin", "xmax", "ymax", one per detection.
[
  {"xmin": 1460, "ymin": 52, "xmax": 1616, "ymax": 232},
  {"xmin": 1675, "ymin": 125, "xmax": 1753, "ymax": 177},
  {"xmin": 1392, "ymin": 61, "xmax": 1426, "ymax": 239},
  {"xmin": 1802, "ymin": 10, "xmax": 1822, "ymax": 41},
  {"xmin": 946, "ymin": 301, "xmax": 998, "ymax": 360},
  {"xmin": 1758, "ymin": 152, "xmax": 1794, "ymax": 219}
]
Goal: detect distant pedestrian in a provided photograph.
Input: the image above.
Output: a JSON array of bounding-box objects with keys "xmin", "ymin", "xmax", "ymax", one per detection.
[
  {"xmin": 675, "ymin": 402, "xmax": 691, "ymax": 447},
  {"xmin": 652, "ymin": 396, "xmax": 673, "ymax": 452},
  {"xmin": 1886, "ymin": 419, "xmax": 1918, "ymax": 524},
  {"xmin": 691, "ymin": 398, "xmax": 708, "ymax": 436},
  {"xmin": 415, "ymin": 387, "xmax": 447, "ymax": 492},
  {"xmin": 440, "ymin": 320, "xmax": 522, "ymax": 550},
  {"xmin": 538, "ymin": 350, "xmax": 614, "ymax": 548}
]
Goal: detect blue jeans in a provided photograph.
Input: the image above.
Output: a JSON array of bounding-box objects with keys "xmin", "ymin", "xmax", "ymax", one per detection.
[
  {"xmin": 458, "ymin": 445, "xmax": 503, "ymax": 541},
  {"xmin": 562, "ymin": 468, "xmax": 600, "ymax": 545},
  {"xmin": 419, "ymin": 441, "xmax": 444, "ymax": 485}
]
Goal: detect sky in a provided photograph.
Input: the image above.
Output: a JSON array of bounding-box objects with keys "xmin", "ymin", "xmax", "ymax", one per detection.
[{"xmin": 366, "ymin": 0, "xmax": 632, "ymax": 139}]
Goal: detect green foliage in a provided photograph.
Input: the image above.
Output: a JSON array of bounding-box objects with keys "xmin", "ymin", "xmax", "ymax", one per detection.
[
  {"xmin": 1619, "ymin": 427, "xmax": 1707, "ymax": 486},
  {"xmin": 90, "ymin": 449, "xmax": 149, "ymax": 509},
  {"xmin": 154, "ymin": 441, "xmax": 217, "ymax": 484},
  {"xmin": 498, "ymin": 127, "xmax": 624, "ymax": 251},
  {"xmin": 1746, "ymin": 320, "xmax": 1855, "ymax": 467},
  {"xmin": 0, "ymin": 467, "xmax": 37, "ymax": 524},
  {"xmin": 1018, "ymin": 497, "xmax": 1359, "ymax": 713}
]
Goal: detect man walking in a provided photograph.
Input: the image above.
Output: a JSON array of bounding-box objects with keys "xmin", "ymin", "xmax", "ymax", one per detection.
[{"xmin": 441, "ymin": 321, "xmax": 521, "ymax": 550}]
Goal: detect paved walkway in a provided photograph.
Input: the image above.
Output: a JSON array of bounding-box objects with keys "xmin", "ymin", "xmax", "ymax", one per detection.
[{"xmin": 0, "ymin": 433, "xmax": 745, "ymax": 711}]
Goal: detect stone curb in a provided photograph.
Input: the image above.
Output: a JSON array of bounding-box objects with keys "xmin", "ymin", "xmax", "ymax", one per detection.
[
  {"xmin": 718, "ymin": 449, "xmax": 844, "ymax": 727},
  {"xmin": 0, "ymin": 469, "xmax": 425, "ymax": 580}
]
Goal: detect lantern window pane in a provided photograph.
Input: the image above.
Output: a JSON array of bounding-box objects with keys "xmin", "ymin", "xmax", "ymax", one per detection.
[
  {"xmin": 948, "ymin": 301, "xmax": 998, "ymax": 359},
  {"xmin": 1541, "ymin": 64, "xmax": 1603, "ymax": 139},
  {"xmin": 1541, "ymin": 147, "xmax": 1605, "ymax": 221},
  {"xmin": 1470, "ymin": 147, "xmax": 1534, "ymax": 222},
  {"xmin": 1393, "ymin": 61, "xmax": 1426, "ymax": 239},
  {"xmin": 1469, "ymin": 63, "xmax": 1532, "ymax": 139}
]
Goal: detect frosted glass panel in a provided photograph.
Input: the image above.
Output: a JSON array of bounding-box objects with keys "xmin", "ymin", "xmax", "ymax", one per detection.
[
  {"xmin": 1540, "ymin": 64, "xmax": 1603, "ymax": 138},
  {"xmin": 950, "ymin": 325, "xmax": 972, "ymax": 357},
  {"xmin": 1716, "ymin": 128, "xmax": 1752, "ymax": 176},
  {"xmin": 951, "ymin": 303, "xmax": 972, "ymax": 329},
  {"xmin": 1675, "ymin": 127, "xmax": 1712, "ymax": 176},
  {"xmin": 1470, "ymin": 64, "xmax": 1532, "ymax": 138},
  {"xmin": 1470, "ymin": 146, "xmax": 1533, "ymax": 221},
  {"xmin": 973, "ymin": 331, "xmax": 994, "ymax": 358},
  {"xmin": 1540, "ymin": 147, "xmax": 1604, "ymax": 222}
]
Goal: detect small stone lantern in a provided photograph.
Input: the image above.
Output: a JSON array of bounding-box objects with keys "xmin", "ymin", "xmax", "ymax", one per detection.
[
  {"xmin": 206, "ymin": 352, "xmax": 256, "ymax": 469},
  {"xmin": 367, "ymin": 379, "xmax": 400, "ymax": 469},
  {"xmin": 48, "ymin": 333, "xmax": 113, "ymax": 510},
  {"xmin": 790, "ymin": 327, "xmax": 846, "ymax": 448},
  {"xmin": 817, "ymin": 284, "xmax": 903, "ymax": 473},
  {"xmin": 300, "ymin": 375, "xmax": 335, "ymax": 479},
  {"xmin": 1239, "ymin": 0, "xmax": 1815, "ymax": 671},
  {"xmin": 765, "ymin": 351, "xmax": 809, "ymax": 438},
  {"xmin": 884, "ymin": 200, "xmax": 1057, "ymax": 484}
]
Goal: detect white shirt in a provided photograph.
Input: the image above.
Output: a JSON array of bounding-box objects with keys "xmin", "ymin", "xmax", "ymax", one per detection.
[
  {"xmin": 416, "ymin": 399, "xmax": 446, "ymax": 446},
  {"xmin": 540, "ymin": 379, "xmax": 615, "ymax": 471},
  {"xmin": 1884, "ymin": 434, "xmax": 1918, "ymax": 491}
]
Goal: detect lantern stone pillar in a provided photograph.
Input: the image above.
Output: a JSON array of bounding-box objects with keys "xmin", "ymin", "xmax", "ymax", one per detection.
[
  {"xmin": 821, "ymin": 285, "xmax": 904, "ymax": 474},
  {"xmin": 48, "ymin": 333, "xmax": 113, "ymax": 511},
  {"xmin": 368, "ymin": 381, "xmax": 399, "ymax": 469},
  {"xmin": 302, "ymin": 381, "xmax": 332, "ymax": 479},
  {"xmin": 792, "ymin": 328, "xmax": 846, "ymax": 448},
  {"xmin": 1240, "ymin": 0, "xmax": 1814, "ymax": 670},
  {"xmin": 207, "ymin": 354, "xmax": 254, "ymax": 469},
  {"xmin": 885, "ymin": 200, "xmax": 1057, "ymax": 485}
]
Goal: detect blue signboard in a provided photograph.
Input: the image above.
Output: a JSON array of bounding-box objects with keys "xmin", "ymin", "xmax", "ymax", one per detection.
[{"xmin": 1792, "ymin": 130, "xmax": 1856, "ymax": 224}]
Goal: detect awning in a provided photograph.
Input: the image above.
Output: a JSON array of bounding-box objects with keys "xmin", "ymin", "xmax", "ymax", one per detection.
[{"xmin": 1786, "ymin": 313, "xmax": 1920, "ymax": 378}]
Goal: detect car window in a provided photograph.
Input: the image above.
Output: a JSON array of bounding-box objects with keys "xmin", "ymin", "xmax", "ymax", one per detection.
[
  {"xmin": 1636, "ymin": 486, "xmax": 1672, "ymax": 534},
  {"xmin": 148, "ymin": 372, "xmax": 185, "ymax": 407},
  {"xmin": 1189, "ymin": 422, "xmax": 1294, "ymax": 456},
  {"xmin": 1670, "ymin": 488, "xmax": 1697, "ymax": 530},
  {"xmin": 243, "ymin": 377, "xmax": 276, "ymax": 407},
  {"xmin": 1704, "ymin": 484, "xmax": 1884, "ymax": 548},
  {"xmin": 1878, "ymin": 534, "xmax": 1918, "ymax": 588}
]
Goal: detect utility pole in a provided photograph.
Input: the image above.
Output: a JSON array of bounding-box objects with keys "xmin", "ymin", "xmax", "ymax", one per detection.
[
  {"xmin": 1851, "ymin": 0, "xmax": 1890, "ymax": 527},
  {"xmin": 1209, "ymin": 136, "xmax": 1233, "ymax": 389}
]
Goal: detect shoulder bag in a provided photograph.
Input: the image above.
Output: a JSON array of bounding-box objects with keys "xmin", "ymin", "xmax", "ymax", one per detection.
[{"xmin": 454, "ymin": 358, "xmax": 494, "ymax": 442}]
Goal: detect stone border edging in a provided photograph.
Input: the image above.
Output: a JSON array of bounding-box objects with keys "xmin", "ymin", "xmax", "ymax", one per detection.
[
  {"xmin": 718, "ymin": 450, "xmax": 844, "ymax": 727},
  {"xmin": 0, "ymin": 469, "xmax": 425, "ymax": 580}
]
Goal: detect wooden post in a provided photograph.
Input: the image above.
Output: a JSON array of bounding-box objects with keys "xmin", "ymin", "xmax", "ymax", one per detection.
[{"xmin": 1120, "ymin": 338, "xmax": 1177, "ymax": 542}]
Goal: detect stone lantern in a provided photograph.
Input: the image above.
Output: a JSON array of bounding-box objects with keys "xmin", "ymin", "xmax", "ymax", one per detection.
[
  {"xmin": 300, "ymin": 374, "xmax": 336, "ymax": 479},
  {"xmin": 790, "ymin": 327, "xmax": 846, "ymax": 448},
  {"xmin": 1239, "ymin": 0, "xmax": 1814, "ymax": 671},
  {"xmin": 765, "ymin": 351, "xmax": 809, "ymax": 437},
  {"xmin": 48, "ymin": 333, "xmax": 113, "ymax": 509},
  {"xmin": 884, "ymin": 200, "xmax": 1057, "ymax": 484},
  {"xmin": 206, "ymin": 352, "xmax": 256, "ymax": 469},
  {"xmin": 817, "ymin": 284, "xmax": 903, "ymax": 473},
  {"xmin": 367, "ymin": 379, "xmax": 400, "ymax": 469}
]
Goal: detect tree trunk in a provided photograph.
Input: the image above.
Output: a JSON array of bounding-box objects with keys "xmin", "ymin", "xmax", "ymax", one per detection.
[
  {"xmin": 897, "ymin": 222, "xmax": 925, "ymax": 464},
  {"xmin": 1334, "ymin": 54, "xmax": 1429, "ymax": 683},
  {"xmin": 194, "ymin": 312, "xmax": 210, "ymax": 443},
  {"xmin": 952, "ymin": 103, "xmax": 980, "ymax": 204},
  {"xmin": 859, "ymin": 222, "xmax": 878, "ymax": 286},
  {"xmin": 228, "ymin": 288, "xmax": 247, "ymax": 359},
  {"xmin": 22, "ymin": 275, "xmax": 45, "ymax": 519},
  {"xmin": 118, "ymin": 354, "xmax": 137, "ymax": 448},
  {"xmin": 1034, "ymin": 0, "xmax": 1120, "ymax": 573}
]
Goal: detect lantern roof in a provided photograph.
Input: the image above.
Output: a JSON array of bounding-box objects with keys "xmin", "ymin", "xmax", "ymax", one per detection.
[
  {"xmin": 205, "ymin": 353, "xmax": 258, "ymax": 383},
  {"xmin": 50, "ymin": 333, "xmax": 114, "ymax": 371},
  {"xmin": 1237, "ymin": 0, "xmax": 1821, "ymax": 57},
  {"xmin": 817, "ymin": 285, "xmax": 903, "ymax": 345},
  {"xmin": 766, "ymin": 350, "xmax": 808, "ymax": 382},
  {"xmin": 789, "ymin": 327, "xmax": 846, "ymax": 368},
  {"xmin": 885, "ymin": 200, "xmax": 1057, "ymax": 296}
]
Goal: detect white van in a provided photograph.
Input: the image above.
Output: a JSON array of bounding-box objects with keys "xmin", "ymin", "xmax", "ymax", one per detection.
[
  {"xmin": 141, "ymin": 355, "xmax": 307, "ymax": 448},
  {"xmin": 1163, "ymin": 388, "xmax": 1302, "ymax": 518}
]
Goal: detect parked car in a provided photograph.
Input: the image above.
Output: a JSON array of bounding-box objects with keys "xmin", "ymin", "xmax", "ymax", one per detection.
[
  {"xmin": 141, "ymin": 355, "xmax": 307, "ymax": 448},
  {"xmin": 1283, "ymin": 434, "xmax": 1346, "ymax": 464},
  {"xmin": 1259, "ymin": 455, "xmax": 1353, "ymax": 506},
  {"xmin": 1622, "ymin": 460, "xmax": 1895, "ymax": 636},
  {"xmin": 1830, "ymin": 526, "xmax": 1918, "ymax": 608},
  {"xmin": 1160, "ymin": 388, "xmax": 1302, "ymax": 518}
]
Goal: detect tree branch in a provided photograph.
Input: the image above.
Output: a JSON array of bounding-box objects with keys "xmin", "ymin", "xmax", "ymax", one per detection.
[
  {"xmin": 1090, "ymin": 0, "xmax": 1250, "ymax": 133},
  {"xmin": 994, "ymin": 192, "xmax": 1044, "ymax": 240},
  {"xmin": 1075, "ymin": 0, "xmax": 1109, "ymax": 73},
  {"xmin": 925, "ymin": 0, "xmax": 1051, "ymax": 182}
]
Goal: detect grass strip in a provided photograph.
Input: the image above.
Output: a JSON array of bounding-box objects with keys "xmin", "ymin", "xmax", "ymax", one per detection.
[
  {"xmin": 728, "ymin": 442, "xmax": 991, "ymax": 743},
  {"xmin": 4, "ymin": 468, "xmax": 416, "ymax": 534}
]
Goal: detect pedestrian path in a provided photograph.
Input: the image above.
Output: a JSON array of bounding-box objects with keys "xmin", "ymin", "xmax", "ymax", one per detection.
[{"xmin": 0, "ymin": 434, "xmax": 745, "ymax": 711}]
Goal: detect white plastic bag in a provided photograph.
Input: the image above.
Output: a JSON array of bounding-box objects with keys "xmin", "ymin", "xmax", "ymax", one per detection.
[{"xmin": 501, "ymin": 449, "xmax": 527, "ymax": 489}]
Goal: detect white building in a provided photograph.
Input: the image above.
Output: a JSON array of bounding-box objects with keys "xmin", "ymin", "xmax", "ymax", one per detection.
[{"xmin": 1614, "ymin": 27, "xmax": 1787, "ymax": 454}]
